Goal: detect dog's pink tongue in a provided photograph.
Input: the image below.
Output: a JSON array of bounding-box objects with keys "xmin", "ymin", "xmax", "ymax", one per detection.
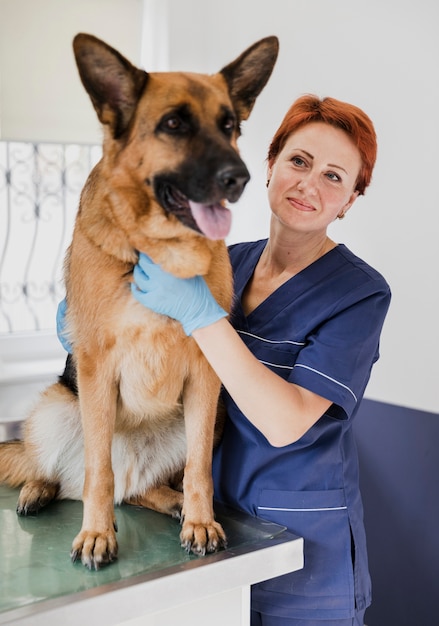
[{"xmin": 189, "ymin": 201, "xmax": 232, "ymax": 240}]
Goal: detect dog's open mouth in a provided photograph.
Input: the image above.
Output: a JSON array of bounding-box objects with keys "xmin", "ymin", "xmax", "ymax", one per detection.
[
  {"xmin": 160, "ymin": 185, "xmax": 232, "ymax": 240},
  {"xmin": 189, "ymin": 200, "xmax": 231, "ymax": 240}
]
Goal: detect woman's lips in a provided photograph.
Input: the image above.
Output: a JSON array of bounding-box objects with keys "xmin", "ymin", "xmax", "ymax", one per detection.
[{"xmin": 288, "ymin": 197, "xmax": 315, "ymax": 211}]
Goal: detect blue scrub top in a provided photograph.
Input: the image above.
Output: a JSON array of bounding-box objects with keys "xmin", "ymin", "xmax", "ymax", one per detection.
[{"xmin": 212, "ymin": 240, "xmax": 391, "ymax": 621}]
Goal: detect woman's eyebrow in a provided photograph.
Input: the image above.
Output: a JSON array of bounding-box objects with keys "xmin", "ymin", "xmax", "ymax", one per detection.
[
  {"xmin": 294, "ymin": 149, "xmax": 348, "ymax": 175},
  {"xmin": 295, "ymin": 149, "xmax": 314, "ymax": 160},
  {"xmin": 328, "ymin": 163, "xmax": 348, "ymax": 175}
]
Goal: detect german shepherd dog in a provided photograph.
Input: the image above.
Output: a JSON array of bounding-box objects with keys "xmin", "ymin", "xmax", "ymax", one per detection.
[{"xmin": 0, "ymin": 34, "xmax": 278, "ymax": 569}]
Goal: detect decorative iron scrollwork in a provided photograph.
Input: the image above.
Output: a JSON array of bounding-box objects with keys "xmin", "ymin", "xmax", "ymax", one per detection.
[{"xmin": 0, "ymin": 141, "xmax": 101, "ymax": 333}]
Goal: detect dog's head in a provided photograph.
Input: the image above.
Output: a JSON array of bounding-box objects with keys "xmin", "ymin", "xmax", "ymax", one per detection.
[{"xmin": 73, "ymin": 33, "xmax": 278, "ymax": 247}]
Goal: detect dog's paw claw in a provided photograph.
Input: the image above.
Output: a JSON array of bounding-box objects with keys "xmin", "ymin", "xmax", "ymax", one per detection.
[
  {"xmin": 195, "ymin": 545, "xmax": 207, "ymax": 557},
  {"xmin": 70, "ymin": 549, "xmax": 80, "ymax": 563},
  {"xmin": 180, "ymin": 520, "xmax": 227, "ymax": 556},
  {"xmin": 71, "ymin": 529, "xmax": 118, "ymax": 570},
  {"xmin": 70, "ymin": 547, "xmax": 117, "ymax": 570},
  {"xmin": 182, "ymin": 540, "xmax": 192, "ymax": 554}
]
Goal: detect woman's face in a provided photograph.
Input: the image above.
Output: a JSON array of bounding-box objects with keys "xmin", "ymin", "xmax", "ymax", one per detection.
[{"xmin": 267, "ymin": 122, "xmax": 362, "ymax": 234}]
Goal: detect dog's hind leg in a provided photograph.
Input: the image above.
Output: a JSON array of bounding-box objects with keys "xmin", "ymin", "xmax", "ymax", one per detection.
[
  {"xmin": 0, "ymin": 440, "xmax": 30, "ymax": 486},
  {"xmin": 0, "ymin": 438, "xmax": 60, "ymax": 514},
  {"xmin": 17, "ymin": 480, "xmax": 60, "ymax": 515},
  {"xmin": 125, "ymin": 485, "xmax": 184, "ymax": 520}
]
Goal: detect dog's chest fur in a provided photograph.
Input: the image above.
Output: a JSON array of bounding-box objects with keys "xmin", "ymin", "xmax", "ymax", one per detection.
[{"xmin": 65, "ymin": 224, "xmax": 220, "ymax": 428}]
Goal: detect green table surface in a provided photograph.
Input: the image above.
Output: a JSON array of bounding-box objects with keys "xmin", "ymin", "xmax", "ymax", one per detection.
[{"xmin": 0, "ymin": 485, "xmax": 290, "ymax": 620}]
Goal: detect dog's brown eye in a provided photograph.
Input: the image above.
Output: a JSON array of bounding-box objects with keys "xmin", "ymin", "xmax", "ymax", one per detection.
[
  {"xmin": 221, "ymin": 115, "xmax": 235, "ymax": 136},
  {"xmin": 158, "ymin": 109, "xmax": 192, "ymax": 135},
  {"xmin": 165, "ymin": 116, "xmax": 181, "ymax": 130}
]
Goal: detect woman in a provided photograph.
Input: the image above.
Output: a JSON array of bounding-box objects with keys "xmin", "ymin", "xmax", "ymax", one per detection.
[{"xmin": 124, "ymin": 95, "xmax": 391, "ymax": 624}]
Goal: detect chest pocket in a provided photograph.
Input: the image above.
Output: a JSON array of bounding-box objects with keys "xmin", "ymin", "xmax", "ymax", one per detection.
[
  {"xmin": 253, "ymin": 488, "xmax": 355, "ymax": 616},
  {"xmin": 238, "ymin": 331, "xmax": 304, "ymax": 381}
]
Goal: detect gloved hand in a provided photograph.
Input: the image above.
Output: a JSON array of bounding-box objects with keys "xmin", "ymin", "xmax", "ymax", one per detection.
[
  {"xmin": 131, "ymin": 253, "xmax": 227, "ymax": 336},
  {"xmin": 56, "ymin": 297, "xmax": 73, "ymax": 353}
]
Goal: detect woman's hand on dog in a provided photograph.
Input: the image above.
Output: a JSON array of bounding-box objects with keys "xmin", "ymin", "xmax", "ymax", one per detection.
[
  {"xmin": 56, "ymin": 297, "xmax": 73, "ymax": 353},
  {"xmin": 132, "ymin": 253, "xmax": 227, "ymax": 335}
]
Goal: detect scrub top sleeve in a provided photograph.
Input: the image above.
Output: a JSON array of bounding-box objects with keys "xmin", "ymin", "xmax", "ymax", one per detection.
[{"xmin": 289, "ymin": 281, "xmax": 391, "ymax": 418}]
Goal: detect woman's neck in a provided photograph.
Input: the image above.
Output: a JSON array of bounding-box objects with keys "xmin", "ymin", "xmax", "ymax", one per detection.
[
  {"xmin": 260, "ymin": 228, "xmax": 337, "ymax": 280},
  {"xmin": 241, "ymin": 229, "xmax": 337, "ymax": 316}
]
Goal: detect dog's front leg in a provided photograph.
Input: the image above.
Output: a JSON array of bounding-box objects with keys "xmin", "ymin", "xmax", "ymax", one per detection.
[
  {"xmin": 71, "ymin": 354, "xmax": 118, "ymax": 569},
  {"xmin": 180, "ymin": 363, "xmax": 227, "ymax": 555}
]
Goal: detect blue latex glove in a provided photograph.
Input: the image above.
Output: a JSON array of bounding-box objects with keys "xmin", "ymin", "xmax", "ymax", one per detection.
[
  {"xmin": 56, "ymin": 297, "xmax": 73, "ymax": 353},
  {"xmin": 131, "ymin": 253, "xmax": 227, "ymax": 336}
]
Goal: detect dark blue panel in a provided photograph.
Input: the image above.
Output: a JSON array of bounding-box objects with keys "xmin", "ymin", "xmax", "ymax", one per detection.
[{"xmin": 354, "ymin": 398, "xmax": 439, "ymax": 626}]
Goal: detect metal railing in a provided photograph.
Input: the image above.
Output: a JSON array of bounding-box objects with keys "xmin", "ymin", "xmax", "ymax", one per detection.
[{"xmin": 0, "ymin": 141, "xmax": 101, "ymax": 333}]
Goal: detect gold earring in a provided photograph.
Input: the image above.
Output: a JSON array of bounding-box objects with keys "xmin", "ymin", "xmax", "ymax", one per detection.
[
  {"xmin": 266, "ymin": 180, "xmax": 270, "ymax": 188},
  {"xmin": 338, "ymin": 212, "xmax": 345, "ymax": 220}
]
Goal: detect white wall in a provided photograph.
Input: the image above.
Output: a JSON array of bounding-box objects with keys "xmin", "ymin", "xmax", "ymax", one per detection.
[
  {"xmin": 0, "ymin": 0, "xmax": 143, "ymax": 142},
  {"xmin": 158, "ymin": 0, "xmax": 439, "ymax": 415},
  {"xmin": 1, "ymin": 0, "xmax": 437, "ymax": 415}
]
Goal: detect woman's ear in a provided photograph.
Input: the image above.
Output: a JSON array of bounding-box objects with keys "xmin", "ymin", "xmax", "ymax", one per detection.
[
  {"xmin": 345, "ymin": 190, "xmax": 360, "ymax": 213},
  {"xmin": 338, "ymin": 190, "xmax": 359, "ymax": 219},
  {"xmin": 266, "ymin": 165, "xmax": 273, "ymax": 188}
]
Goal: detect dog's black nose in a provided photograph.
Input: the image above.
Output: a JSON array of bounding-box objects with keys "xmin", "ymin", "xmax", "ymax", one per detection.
[{"xmin": 217, "ymin": 165, "xmax": 250, "ymax": 202}]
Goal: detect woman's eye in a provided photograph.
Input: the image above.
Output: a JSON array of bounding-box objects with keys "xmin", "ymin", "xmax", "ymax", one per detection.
[
  {"xmin": 326, "ymin": 172, "xmax": 341, "ymax": 182},
  {"xmin": 292, "ymin": 156, "xmax": 306, "ymax": 167}
]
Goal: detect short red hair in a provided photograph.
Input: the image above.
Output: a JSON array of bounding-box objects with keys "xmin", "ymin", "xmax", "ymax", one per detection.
[{"xmin": 267, "ymin": 95, "xmax": 377, "ymax": 195}]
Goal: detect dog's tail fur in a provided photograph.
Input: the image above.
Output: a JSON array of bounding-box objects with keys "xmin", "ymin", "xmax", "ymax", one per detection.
[{"xmin": 0, "ymin": 440, "xmax": 32, "ymax": 487}]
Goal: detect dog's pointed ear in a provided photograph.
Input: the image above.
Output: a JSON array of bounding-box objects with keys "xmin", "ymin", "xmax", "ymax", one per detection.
[
  {"xmin": 220, "ymin": 36, "xmax": 279, "ymax": 122},
  {"xmin": 73, "ymin": 33, "xmax": 148, "ymax": 139}
]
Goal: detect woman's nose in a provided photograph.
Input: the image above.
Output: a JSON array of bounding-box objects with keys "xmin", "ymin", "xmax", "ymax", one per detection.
[{"xmin": 297, "ymin": 171, "xmax": 318, "ymax": 194}]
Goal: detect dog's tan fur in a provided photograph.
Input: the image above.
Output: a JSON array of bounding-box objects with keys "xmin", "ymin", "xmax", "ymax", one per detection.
[{"xmin": 0, "ymin": 33, "xmax": 278, "ymax": 569}]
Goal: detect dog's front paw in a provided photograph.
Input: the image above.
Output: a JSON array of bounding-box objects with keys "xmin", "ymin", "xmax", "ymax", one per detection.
[
  {"xmin": 180, "ymin": 519, "xmax": 227, "ymax": 556},
  {"xmin": 71, "ymin": 527, "xmax": 118, "ymax": 570}
]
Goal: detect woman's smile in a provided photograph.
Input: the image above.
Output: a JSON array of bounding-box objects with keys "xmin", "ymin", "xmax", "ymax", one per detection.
[{"xmin": 287, "ymin": 196, "xmax": 316, "ymax": 212}]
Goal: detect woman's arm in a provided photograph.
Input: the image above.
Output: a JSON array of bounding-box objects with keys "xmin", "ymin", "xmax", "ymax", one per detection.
[
  {"xmin": 193, "ymin": 318, "xmax": 332, "ymax": 447},
  {"xmin": 131, "ymin": 253, "xmax": 331, "ymax": 446}
]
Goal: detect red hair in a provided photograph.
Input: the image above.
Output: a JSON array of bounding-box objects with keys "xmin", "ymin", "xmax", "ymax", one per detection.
[{"xmin": 267, "ymin": 95, "xmax": 377, "ymax": 195}]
